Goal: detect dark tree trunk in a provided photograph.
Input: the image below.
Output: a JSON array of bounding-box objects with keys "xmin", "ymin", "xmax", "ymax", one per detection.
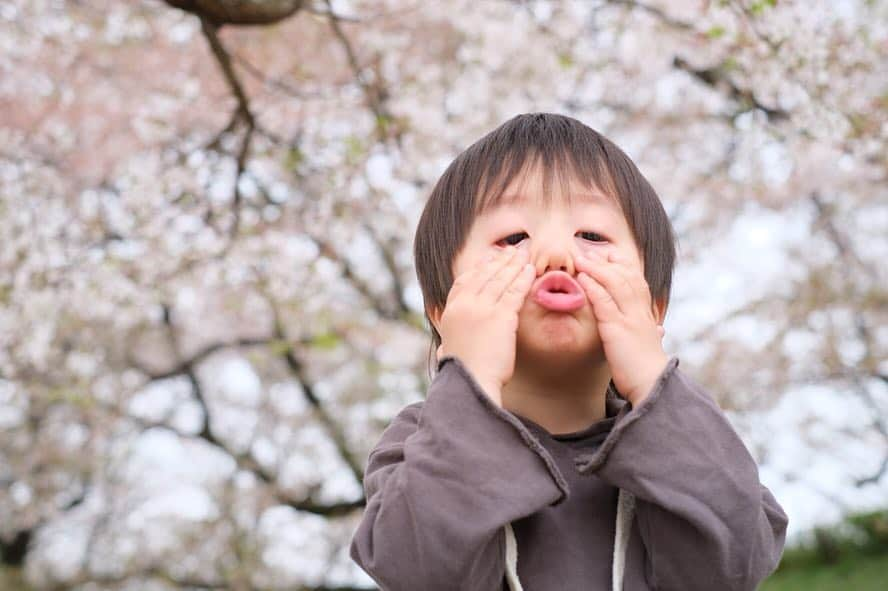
[{"xmin": 164, "ymin": 0, "xmax": 304, "ymax": 26}]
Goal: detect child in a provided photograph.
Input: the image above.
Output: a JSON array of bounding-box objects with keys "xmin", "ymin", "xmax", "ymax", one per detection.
[{"xmin": 350, "ymin": 113, "xmax": 788, "ymax": 590}]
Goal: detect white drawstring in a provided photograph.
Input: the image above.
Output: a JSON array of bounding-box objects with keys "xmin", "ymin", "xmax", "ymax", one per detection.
[
  {"xmin": 503, "ymin": 522, "xmax": 524, "ymax": 591},
  {"xmin": 612, "ymin": 488, "xmax": 636, "ymax": 591}
]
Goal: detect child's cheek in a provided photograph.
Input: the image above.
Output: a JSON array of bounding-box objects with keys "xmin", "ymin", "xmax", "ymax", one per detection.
[{"xmin": 581, "ymin": 246, "xmax": 609, "ymax": 262}]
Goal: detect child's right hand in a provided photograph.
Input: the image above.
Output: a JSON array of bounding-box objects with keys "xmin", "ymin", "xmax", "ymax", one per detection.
[{"xmin": 435, "ymin": 245, "xmax": 535, "ymax": 406}]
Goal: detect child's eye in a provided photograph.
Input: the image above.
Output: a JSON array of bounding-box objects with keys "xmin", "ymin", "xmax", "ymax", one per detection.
[
  {"xmin": 498, "ymin": 232, "xmax": 527, "ymax": 246},
  {"xmin": 578, "ymin": 231, "xmax": 607, "ymax": 242},
  {"xmin": 497, "ymin": 231, "xmax": 606, "ymax": 246}
]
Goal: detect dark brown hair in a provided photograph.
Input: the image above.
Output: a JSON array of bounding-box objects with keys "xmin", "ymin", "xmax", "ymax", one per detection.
[{"xmin": 413, "ymin": 112, "xmax": 677, "ymax": 379}]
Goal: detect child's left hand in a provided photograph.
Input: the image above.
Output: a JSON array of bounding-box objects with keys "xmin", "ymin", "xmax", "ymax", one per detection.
[{"xmin": 575, "ymin": 250, "xmax": 669, "ymax": 407}]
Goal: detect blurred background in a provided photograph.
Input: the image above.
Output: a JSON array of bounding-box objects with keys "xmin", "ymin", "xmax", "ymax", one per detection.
[{"xmin": 1, "ymin": 0, "xmax": 886, "ymax": 589}]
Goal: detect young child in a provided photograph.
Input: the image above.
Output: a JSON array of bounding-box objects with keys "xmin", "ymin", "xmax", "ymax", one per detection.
[{"xmin": 350, "ymin": 113, "xmax": 788, "ymax": 590}]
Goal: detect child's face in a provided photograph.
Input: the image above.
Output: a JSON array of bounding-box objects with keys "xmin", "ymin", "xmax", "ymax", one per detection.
[{"xmin": 451, "ymin": 163, "xmax": 645, "ymax": 365}]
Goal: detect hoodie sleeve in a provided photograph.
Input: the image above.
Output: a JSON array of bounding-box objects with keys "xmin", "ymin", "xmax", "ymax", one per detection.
[
  {"xmin": 574, "ymin": 357, "xmax": 788, "ymax": 591},
  {"xmin": 350, "ymin": 355, "xmax": 570, "ymax": 591}
]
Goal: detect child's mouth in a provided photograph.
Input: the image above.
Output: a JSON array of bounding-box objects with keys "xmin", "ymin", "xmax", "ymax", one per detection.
[{"xmin": 532, "ymin": 272, "xmax": 585, "ymax": 312}]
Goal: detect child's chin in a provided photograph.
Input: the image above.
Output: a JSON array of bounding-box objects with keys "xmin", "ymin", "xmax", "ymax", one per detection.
[
  {"xmin": 519, "ymin": 314, "xmax": 599, "ymax": 345},
  {"xmin": 517, "ymin": 330, "xmax": 601, "ymax": 362}
]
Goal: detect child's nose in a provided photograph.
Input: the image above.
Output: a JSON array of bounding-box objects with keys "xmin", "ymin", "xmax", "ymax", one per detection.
[{"xmin": 533, "ymin": 253, "xmax": 577, "ymax": 277}]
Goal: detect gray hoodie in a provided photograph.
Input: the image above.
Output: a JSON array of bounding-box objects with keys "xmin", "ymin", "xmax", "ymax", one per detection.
[{"xmin": 350, "ymin": 355, "xmax": 788, "ymax": 590}]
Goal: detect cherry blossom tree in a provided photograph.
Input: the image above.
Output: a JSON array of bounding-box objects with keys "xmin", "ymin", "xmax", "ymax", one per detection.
[{"xmin": 0, "ymin": 0, "xmax": 885, "ymax": 588}]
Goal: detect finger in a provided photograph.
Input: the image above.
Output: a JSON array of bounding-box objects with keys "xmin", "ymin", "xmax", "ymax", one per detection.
[
  {"xmin": 578, "ymin": 248, "xmax": 639, "ymax": 278},
  {"xmin": 574, "ymin": 253, "xmax": 636, "ymax": 315},
  {"xmin": 576, "ymin": 272, "xmax": 620, "ymax": 321},
  {"xmin": 657, "ymin": 325, "xmax": 665, "ymax": 341},
  {"xmin": 499, "ymin": 261, "xmax": 536, "ymax": 307},
  {"xmin": 605, "ymin": 251, "xmax": 652, "ymax": 299},
  {"xmin": 475, "ymin": 246, "xmax": 524, "ymax": 294},
  {"xmin": 481, "ymin": 246, "xmax": 530, "ymax": 300},
  {"xmin": 452, "ymin": 247, "xmax": 515, "ymax": 298},
  {"xmin": 607, "ymin": 262, "xmax": 652, "ymax": 314},
  {"xmin": 580, "ymin": 250, "xmax": 652, "ymax": 314}
]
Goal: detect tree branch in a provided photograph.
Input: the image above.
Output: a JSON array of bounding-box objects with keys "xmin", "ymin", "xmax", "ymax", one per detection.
[
  {"xmin": 605, "ymin": 0, "xmax": 789, "ymax": 122},
  {"xmin": 672, "ymin": 56, "xmax": 789, "ymax": 122},
  {"xmin": 311, "ymin": 232, "xmax": 408, "ymax": 321},
  {"xmin": 126, "ymin": 306, "xmax": 367, "ymax": 516},
  {"xmin": 606, "ymin": 0, "xmax": 695, "ymax": 32},
  {"xmin": 164, "ymin": 0, "xmax": 304, "ymax": 27},
  {"xmin": 199, "ymin": 17, "xmax": 256, "ymax": 238},
  {"xmin": 199, "ymin": 18, "xmax": 255, "ymax": 129},
  {"xmin": 272, "ymin": 311, "xmax": 367, "ymax": 485},
  {"xmin": 361, "ymin": 219, "xmax": 410, "ymax": 317},
  {"xmin": 808, "ymin": 192, "xmax": 888, "ymax": 487},
  {"xmin": 323, "ymin": 0, "xmax": 399, "ymax": 143}
]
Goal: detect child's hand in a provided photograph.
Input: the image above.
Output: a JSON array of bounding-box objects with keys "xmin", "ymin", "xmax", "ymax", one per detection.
[
  {"xmin": 575, "ymin": 250, "xmax": 669, "ymax": 407},
  {"xmin": 435, "ymin": 245, "xmax": 535, "ymax": 405}
]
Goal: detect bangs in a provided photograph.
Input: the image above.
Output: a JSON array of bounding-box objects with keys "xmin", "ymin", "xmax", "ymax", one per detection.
[
  {"xmin": 471, "ymin": 123, "xmax": 621, "ymax": 217},
  {"xmin": 473, "ymin": 149, "xmax": 620, "ymax": 216}
]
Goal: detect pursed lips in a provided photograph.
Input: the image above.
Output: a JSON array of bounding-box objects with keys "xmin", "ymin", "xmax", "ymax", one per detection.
[{"xmin": 531, "ymin": 271, "xmax": 585, "ymax": 312}]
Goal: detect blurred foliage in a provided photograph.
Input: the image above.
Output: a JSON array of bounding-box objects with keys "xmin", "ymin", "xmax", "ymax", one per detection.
[
  {"xmin": 761, "ymin": 508, "xmax": 888, "ymax": 590},
  {"xmin": 760, "ymin": 552, "xmax": 888, "ymax": 590}
]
